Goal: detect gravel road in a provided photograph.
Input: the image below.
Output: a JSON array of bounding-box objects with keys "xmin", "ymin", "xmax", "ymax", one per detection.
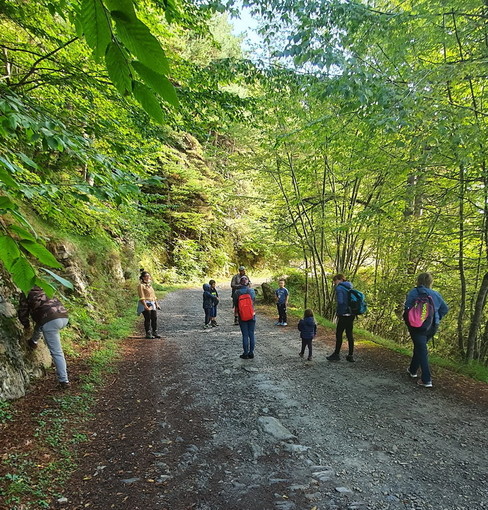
[{"xmin": 63, "ymin": 286, "xmax": 488, "ymax": 510}]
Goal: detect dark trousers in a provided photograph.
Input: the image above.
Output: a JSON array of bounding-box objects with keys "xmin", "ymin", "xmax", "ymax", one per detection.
[
  {"xmin": 277, "ymin": 303, "xmax": 287, "ymax": 323},
  {"xmin": 334, "ymin": 315, "xmax": 355, "ymax": 355},
  {"xmin": 408, "ymin": 324, "xmax": 438, "ymax": 383},
  {"xmin": 300, "ymin": 338, "xmax": 312, "ymax": 358},
  {"xmin": 142, "ymin": 309, "xmax": 157, "ymax": 334},
  {"xmin": 204, "ymin": 308, "xmax": 212, "ymax": 325}
]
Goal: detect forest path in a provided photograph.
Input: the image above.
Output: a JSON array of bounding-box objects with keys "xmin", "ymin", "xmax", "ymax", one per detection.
[{"xmin": 63, "ymin": 286, "xmax": 488, "ymax": 510}]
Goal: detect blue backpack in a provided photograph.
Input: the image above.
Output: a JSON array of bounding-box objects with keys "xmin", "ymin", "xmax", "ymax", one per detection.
[{"xmin": 348, "ymin": 288, "xmax": 367, "ymax": 315}]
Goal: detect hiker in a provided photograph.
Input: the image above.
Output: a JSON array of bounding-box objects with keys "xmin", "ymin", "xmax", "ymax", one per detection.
[
  {"xmin": 327, "ymin": 274, "xmax": 356, "ymax": 362},
  {"xmin": 275, "ymin": 278, "xmax": 289, "ymax": 326},
  {"xmin": 231, "ymin": 266, "xmax": 250, "ymax": 325},
  {"xmin": 203, "ymin": 282, "xmax": 219, "ymax": 329},
  {"xmin": 404, "ymin": 272, "xmax": 448, "ymax": 388},
  {"xmin": 18, "ymin": 286, "xmax": 71, "ymax": 389},
  {"xmin": 298, "ymin": 308, "xmax": 317, "ymax": 361},
  {"xmin": 137, "ymin": 269, "xmax": 161, "ymax": 339},
  {"xmin": 209, "ymin": 279, "xmax": 219, "ymax": 327},
  {"xmin": 233, "ymin": 276, "xmax": 256, "ymax": 359}
]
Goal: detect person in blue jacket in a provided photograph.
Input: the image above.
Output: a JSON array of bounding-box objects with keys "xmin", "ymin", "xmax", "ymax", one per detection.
[
  {"xmin": 404, "ymin": 272, "xmax": 448, "ymax": 388},
  {"xmin": 327, "ymin": 274, "xmax": 356, "ymax": 362},
  {"xmin": 298, "ymin": 308, "xmax": 317, "ymax": 361},
  {"xmin": 203, "ymin": 283, "xmax": 218, "ymax": 329}
]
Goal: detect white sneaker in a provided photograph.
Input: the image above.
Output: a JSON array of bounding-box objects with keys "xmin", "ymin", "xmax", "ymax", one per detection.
[
  {"xmin": 407, "ymin": 368, "xmax": 418, "ymax": 378},
  {"xmin": 417, "ymin": 380, "xmax": 433, "ymax": 388},
  {"xmin": 282, "ymin": 322, "xmax": 288, "ymax": 326}
]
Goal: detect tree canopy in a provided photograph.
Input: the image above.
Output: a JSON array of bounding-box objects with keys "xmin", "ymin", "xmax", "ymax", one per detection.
[{"xmin": 1, "ymin": 0, "xmax": 487, "ymax": 364}]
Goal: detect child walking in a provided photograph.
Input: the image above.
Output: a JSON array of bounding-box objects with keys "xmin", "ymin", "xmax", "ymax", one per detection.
[
  {"xmin": 298, "ymin": 309, "xmax": 317, "ymax": 361},
  {"xmin": 209, "ymin": 280, "xmax": 219, "ymax": 327}
]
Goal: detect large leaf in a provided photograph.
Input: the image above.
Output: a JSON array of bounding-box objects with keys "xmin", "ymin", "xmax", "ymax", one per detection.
[
  {"xmin": 40, "ymin": 268, "xmax": 74, "ymax": 290},
  {"xmin": 105, "ymin": 0, "xmax": 136, "ymax": 19},
  {"xmin": 112, "ymin": 14, "xmax": 169, "ymax": 75},
  {"xmin": 11, "ymin": 257, "xmax": 37, "ymax": 295},
  {"xmin": 19, "ymin": 240, "xmax": 62, "ymax": 268},
  {"xmin": 0, "ymin": 235, "xmax": 20, "ymax": 270},
  {"xmin": 131, "ymin": 61, "xmax": 178, "ymax": 107},
  {"xmin": 132, "ymin": 81, "xmax": 165, "ymax": 123},
  {"xmin": 0, "ymin": 157, "xmax": 20, "ymax": 188},
  {"xmin": 0, "ymin": 196, "xmax": 17, "ymax": 210},
  {"xmin": 106, "ymin": 42, "xmax": 132, "ymax": 95},
  {"xmin": 8, "ymin": 224, "xmax": 37, "ymax": 242},
  {"xmin": 80, "ymin": 0, "xmax": 112, "ymax": 60},
  {"xmin": 35, "ymin": 277, "xmax": 57, "ymax": 298}
]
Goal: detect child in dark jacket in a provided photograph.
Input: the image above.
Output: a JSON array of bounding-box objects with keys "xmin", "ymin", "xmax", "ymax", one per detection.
[
  {"xmin": 298, "ymin": 309, "xmax": 317, "ymax": 361},
  {"xmin": 203, "ymin": 283, "xmax": 218, "ymax": 329},
  {"xmin": 209, "ymin": 280, "xmax": 219, "ymax": 327}
]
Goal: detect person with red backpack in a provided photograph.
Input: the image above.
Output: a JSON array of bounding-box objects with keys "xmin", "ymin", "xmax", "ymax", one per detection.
[
  {"xmin": 233, "ymin": 276, "xmax": 256, "ymax": 359},
  {"xmin": 404, "ymin": 272, "xmax": 448, "ymax": 388}
]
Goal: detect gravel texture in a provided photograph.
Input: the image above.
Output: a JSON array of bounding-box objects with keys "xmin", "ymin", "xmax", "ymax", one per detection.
[{"xmin": 60, "ymin": 286, "xmax": 488, "ymax": 510}]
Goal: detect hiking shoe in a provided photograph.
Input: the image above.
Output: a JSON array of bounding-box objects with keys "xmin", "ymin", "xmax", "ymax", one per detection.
[
  {"xmin": 59, "ymin": 381, "xmax": 71, "ymax": 390},
  {"xmin": 417, "ymin": 380, "xmax": 433, "ymax": 388},
  {"xmin": 248, "ymin": 352, "xmax": 254, "ymax": 359},
  {"xmin": 407, "ymin": 369, "xmax": 418, "ymax": 378},
  {"xmin": 299, "ymin": 352, "xmax": 304, "ymax": 358},
  {"xmin": 145, "ymin": 333, "xmax": 153, "ymax": 339},
  {"xmin": 282, "ymin": 322, "xmax": 288, "ymax": 326},
  {"xmin": 326, "ymin": 353, "xmax": 340, "ymax": 361},
  {"xmin": 27, "ymin": 338, "xmax": 38, "ymax": 349},
  {"xmin": 346, "ymin": 355, "xmax": 355, "ymax": 362},
  {"xmin": 239, "ymin": 353, "xmax": 249, "ymax": 359},
  {"xmin": 275, "ymin": 321, "xmax": 281, "ymax": 326},
  {"xmin": 307, "ymin": 356, "xmax": 312, "ymax": 361},
  {"xmin": 152, "ymin": 332, "xmax": 161, "ymax": 338},
  {"xmin": 234, "ymin": 319, "xmax": 239, "ymax": 325}
]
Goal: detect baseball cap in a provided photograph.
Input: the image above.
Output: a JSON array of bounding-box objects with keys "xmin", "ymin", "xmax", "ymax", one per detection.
[{"xmin": 238, "ymin": 265, "xmax": 245, "ymax": 270}]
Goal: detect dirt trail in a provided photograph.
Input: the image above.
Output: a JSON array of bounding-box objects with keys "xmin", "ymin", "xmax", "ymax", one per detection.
[{"xmin": 62, "ymin": 287, "xmax": 488, "ymax": 510}]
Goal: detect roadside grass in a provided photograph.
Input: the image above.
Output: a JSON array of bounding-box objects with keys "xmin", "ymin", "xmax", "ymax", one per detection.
[{"xmin": 0, "ymin": 284, "xmax": 177, "ymax": 509}]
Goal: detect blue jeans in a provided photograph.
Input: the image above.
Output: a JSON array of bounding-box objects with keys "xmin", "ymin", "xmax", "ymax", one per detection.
[
  {"xmin": 40, "ymin": 318, "xmax": 69, "ymax": 383},
  {"xmin": 239, "ymin": 318, "xmax": 256, "ymax": 355},
  {"xmin": 408, "ymin": 324, "xmax": 438, "ymax": 383}
]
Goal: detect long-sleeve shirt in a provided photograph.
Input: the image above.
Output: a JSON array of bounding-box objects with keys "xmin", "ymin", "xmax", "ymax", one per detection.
[{"xmin": 137, "ymin": 283, "xmax": 157, "ymax": 302}]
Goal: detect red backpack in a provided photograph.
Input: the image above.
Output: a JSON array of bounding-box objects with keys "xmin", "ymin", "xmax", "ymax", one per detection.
[{"xmin": 237, "ymin": 292, "xmax": 254, "ymax": 321}]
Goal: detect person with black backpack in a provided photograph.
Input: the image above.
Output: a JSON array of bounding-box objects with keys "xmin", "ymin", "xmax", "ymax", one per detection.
[
  {"xmin": 233, "ymin": 276, "xmax": 256, "ymax": 359},
  {"xmin": 327, "ymin": 274, "xmax": 357, "ymax": 362},
  {"xmin": 404, "ymin": 272, "xmax": 448, "ymax": 388}
]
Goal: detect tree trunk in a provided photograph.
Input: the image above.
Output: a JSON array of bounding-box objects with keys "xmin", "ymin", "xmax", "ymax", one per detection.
[{"xmin": 466, "ymin": 272, "xmax": 488, "ymax": 361}]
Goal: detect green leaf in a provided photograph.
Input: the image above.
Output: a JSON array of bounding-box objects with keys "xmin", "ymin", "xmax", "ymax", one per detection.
[
  {"xmin": 40, "ymin": 268, "xmax": 74, "ymax": 290},
  {"xmin": 19, "ymin": 240, "xmax": 62, "ymax": 268},
  {"xmin": 0, "ymin": 157, "xmax": 20, "ymax": 188},
  {"xmin": 132, "ymin": 81, "xmax": 165, "ymax": 123},
  {"xmin": 80, "ymin": 0, "xmax": 112, "ymax": 61},
  {"xmin": 0, "ymin": 196, "xmax": 17, "ymax": 210},
  {"xmin": 0, "ymin": 235, "xmax": 21, "ymax": 270},
  {"xmin": 105, "ymin": 0, "xmax": 136, "ymax": 19},
  {"xmin": 131, "ymin": 61, "xmax": 178, "ymax": 107},
  {"xmin": 11, "ymin": 257, "xmax": 37, "ymax": 295},
  {"xmin": 35, "ymin": 277, "xmax": 57, "ymax": 298},
  {"xmin": 112, "ymin": 14, "xmax": 169, "ymax": 75},
  {"xmin": 17, "ymin": 152, "xmax": 39, "ymax": 169},
  {"xmin": 8, "ymin": 224, "xmax": 37, "ymax": 242},
  {"xmin": 105, "ymin": 42, "xmax": 132, "ymax": 95}
]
